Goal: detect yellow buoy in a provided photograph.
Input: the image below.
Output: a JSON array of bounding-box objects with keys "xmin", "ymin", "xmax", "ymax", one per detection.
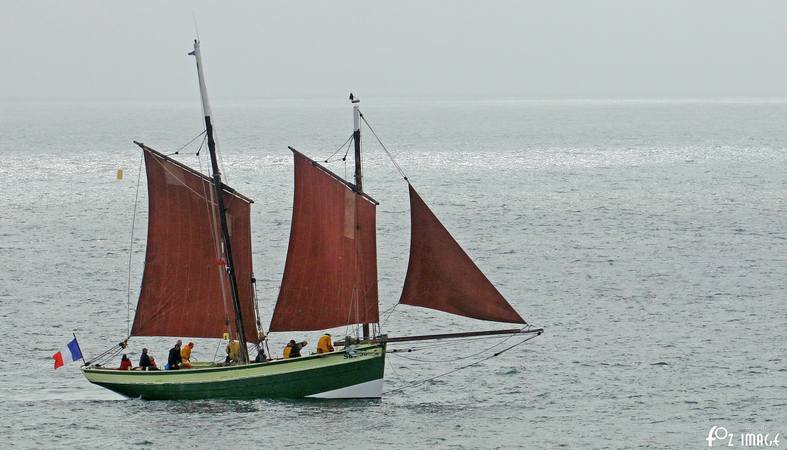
[{"xmin": 116, "ymin": 168, "xmax": 124, "ymax": 180}]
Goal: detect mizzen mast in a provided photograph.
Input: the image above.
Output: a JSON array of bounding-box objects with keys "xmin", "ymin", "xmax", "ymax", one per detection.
[
  {"xmin": 190, "ymin": 39, "xmax": 250, "ymax": 363},
  {"xmin": 350, "ymin": 93, "xmax": 372, "ymax": 341}
]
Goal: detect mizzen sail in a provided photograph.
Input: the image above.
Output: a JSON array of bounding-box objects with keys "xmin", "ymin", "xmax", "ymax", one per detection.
[
  {"xmin": 269, "ymin": 149, "xmax": 379, "ymax": 332},
  {"xmin": 399, "ymin": 184, "xmax": 526, "ymax": 324},
  {"xmin": 130, "ymin": 144, "xmax": 259, "ymax": 342}
]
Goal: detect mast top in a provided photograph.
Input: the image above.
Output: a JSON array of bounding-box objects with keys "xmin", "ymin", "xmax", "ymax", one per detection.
[{"xmin": 189, "ymin": 39, "xmax": 213, "ymax": 119}]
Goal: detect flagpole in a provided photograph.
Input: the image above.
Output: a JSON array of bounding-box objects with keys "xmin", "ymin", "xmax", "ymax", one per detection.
[{"xmin": 72, "ymin": 332, "xmax": 87, "ymax": 366}]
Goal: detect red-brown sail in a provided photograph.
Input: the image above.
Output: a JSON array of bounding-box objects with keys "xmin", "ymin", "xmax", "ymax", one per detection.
[
  {"xmin": 130, "ymin": 145, "xmax": 259, "ymax": 342},
  {"xmin": 399, "ymin": 184, "xmax": 526, "ymax": 324},
  {"xmin": 269, "ymin": 149, "xmax": 379, "ymax": 332}
]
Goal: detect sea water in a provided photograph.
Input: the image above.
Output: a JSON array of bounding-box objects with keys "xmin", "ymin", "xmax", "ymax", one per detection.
[{"xmin": 0, "ymin": 99, "xmax": 785, "ymax": 449}]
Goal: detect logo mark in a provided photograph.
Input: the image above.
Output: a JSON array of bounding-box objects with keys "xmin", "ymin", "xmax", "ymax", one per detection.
[
  {"xmin": 707, "ymin": 426, "xmax": 730, "ymax": 447},
  {"xmin": 706, "ymin": 426, "xmax": 781, "ymax": 447}
]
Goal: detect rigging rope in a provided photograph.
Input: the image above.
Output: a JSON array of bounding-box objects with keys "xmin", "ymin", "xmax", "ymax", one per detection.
[
  {"xmin": 353, "ymin": 111, "xmax": 410, "ymax": 333},
  {"xmin": 252, "ymin": 275, "xmax": 263, "ymax": 341},
  {"xmin": 195, "ymin": 133, "xmax": 208, "ymax": 157},
  {"xmin": 342, "ymin": 139, "xmax": 353, "ymax": 162},
  {"xmin": 383, "ymin": 333, "xmax": 540, "ymax": 395},
  {"xmin": 323, "ymin": 133, "xmax": 354, "ymax": 163},
  {"xmin": 388, "ymin": 333, "xmax": 534, "ymax": 350},
  {"xmin": 378, "ymin": 302, "xmax": 400, "ymax": 332},
  {"xmin": 359, "ymin": 111, "xmax": 408, "ymax": 181},
  {"xmin": 386, "ymin": 333, "xmax": 520, "ymax": 364},
  {"xmin": 85, "ymin": 338, "xmax": 129, "ymax": 366},
  {"xmin": 212, "ymin": 338, "xmax": 223, "ymax": 363},
  {"xmin": 125, "ymin": 152, "xmax": 144, "ymax": 336},
  {"xmin": 174, "ymin": 129, "xmax": 207, "ymax": 156}
]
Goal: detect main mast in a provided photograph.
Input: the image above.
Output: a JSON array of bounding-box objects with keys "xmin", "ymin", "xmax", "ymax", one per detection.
[
  {"xmin": 350, "ymin": 93, "xmax": 371, "ymax": 341},
  {"xmin": 190, "ymin": 40, "xmax": 250, "ymax": 364}
]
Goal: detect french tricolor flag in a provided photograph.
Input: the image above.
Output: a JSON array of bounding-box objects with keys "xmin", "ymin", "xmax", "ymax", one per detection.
[{"xmin": 53, "ymin": 338, "xmax": 83, "ymax": 369}]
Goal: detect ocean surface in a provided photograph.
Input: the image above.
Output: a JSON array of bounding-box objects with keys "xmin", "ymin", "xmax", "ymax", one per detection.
[{"xmin": 0, "ymin": 99, "xmax": 785, "ymax": 449}]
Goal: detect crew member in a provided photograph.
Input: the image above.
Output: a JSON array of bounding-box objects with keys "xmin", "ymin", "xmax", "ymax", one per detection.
[
  {"xmin": 283, "ymin": 339, "xmax": 307, "ymax": 358},
  {"xmin": 316, "ymin": 333, "xmax": 334, "ymax": 354},
  {"xmin": 118, "ymin": 354, "xmax": 132, "ymax": 370},
  {"xmin": 225, "ymin": 340, "xmax": 240, "ymax": 364},
  {"xmin": 138, "ymin": 348, "xmax": 155, "ymax": 370},
  {"xmin": 254, "ymin": 347, "xmax": 267, "ymax": 363},
  {"xmin": 167, "ymin": 340, "xmax": 183, "ymax": 370},
  {"xmin": 180, "ymin": 342, "xmax": 194, "ymax": 368}
]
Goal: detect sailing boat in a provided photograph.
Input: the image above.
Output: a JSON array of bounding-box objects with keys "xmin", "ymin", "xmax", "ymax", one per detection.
[{"xmin": 80, "ymin": 40, "xmax": 542, "ymax": 400}]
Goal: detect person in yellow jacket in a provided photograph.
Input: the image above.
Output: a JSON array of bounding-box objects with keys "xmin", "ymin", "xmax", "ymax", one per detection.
[
  {"xmin": 180, "ymin": 342, "xmax": 194, "ymax": 368},
  {"xmin": 283, "ymin": 340, "xmax": 307, "ymax": 359},
  {"xmin": 225, "ymin": 340, "xmax": 240, "ymax": 364},
  {"xmin": 316, "ymin": 333, "xmax": 334, "ymax": 354}
]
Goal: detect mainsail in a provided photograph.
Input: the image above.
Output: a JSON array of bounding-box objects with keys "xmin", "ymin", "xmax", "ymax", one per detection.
[
  {"xmin": 399, "ymin": 184, "xmax": 526, "ymax": 324},
  {"xmin": 269, "ymin": 149, "xmax": 379, "ymax": 332},
  {"xmin": 130, "ymin": 145, "xmax": 259, "ymax": 342}
]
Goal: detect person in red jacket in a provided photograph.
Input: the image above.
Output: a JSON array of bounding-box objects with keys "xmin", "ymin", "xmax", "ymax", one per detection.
[{"xmin": 118, "ymin": 354, "xmax": 132, "ymax": 370}]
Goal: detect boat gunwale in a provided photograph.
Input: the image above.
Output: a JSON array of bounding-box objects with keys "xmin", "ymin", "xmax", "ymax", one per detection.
[{"xmin": 80, "ymin": 343, "xmax": 383, "ymax": 376}]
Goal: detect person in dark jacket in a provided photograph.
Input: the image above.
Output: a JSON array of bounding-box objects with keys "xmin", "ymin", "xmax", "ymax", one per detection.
[
  {"xmin": 167, "ymin": 340, "xmax": 183, "ymax": 370},
  {"xmin": 283, "ymin": 339, "xmax": 307, "ymax": 358},
  {"xmin": 254, "ymin": 347, "xmax": 267, "ymax": 363},
  {"xmin": 290, "ymin": 340, "xmax": 304, "ymax": 358},
  {"xmin": 138, "ymin": 348, "xmax": 156, "ymax": 370}
]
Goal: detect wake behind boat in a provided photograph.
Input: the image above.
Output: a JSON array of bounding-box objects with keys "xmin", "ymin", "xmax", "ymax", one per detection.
[{"xmin": 80, "ymin": 40, "xmax": 542, "ymax": 400}]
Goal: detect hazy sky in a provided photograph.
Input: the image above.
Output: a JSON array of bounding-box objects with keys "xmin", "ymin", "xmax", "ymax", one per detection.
[{"xmin": 3, "ymin": 1, "xmax": 786, "ymax": 100}]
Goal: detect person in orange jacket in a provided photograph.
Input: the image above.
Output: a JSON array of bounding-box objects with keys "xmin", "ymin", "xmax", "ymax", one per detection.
[
  {"xmin": 180, "ymin": 342, "xmax": 194, "ymax": 368},
  {"xmin": 316, "ymin": 333, "xmax": 334, "ymax": 354},
  {"xmin": 225, "ymin": 340, "xmax": 240, "ymax": 364}
]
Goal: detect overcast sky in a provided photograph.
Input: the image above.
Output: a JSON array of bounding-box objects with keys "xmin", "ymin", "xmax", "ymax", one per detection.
[{"xmin": 3, "ymin": 1, "xmax": 786, "ymax": 100}]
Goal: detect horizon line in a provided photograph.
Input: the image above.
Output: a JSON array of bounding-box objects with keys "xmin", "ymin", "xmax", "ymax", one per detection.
[{"xmin": 3, "ymin": 95, "xmax": 787, "ymax": 104}]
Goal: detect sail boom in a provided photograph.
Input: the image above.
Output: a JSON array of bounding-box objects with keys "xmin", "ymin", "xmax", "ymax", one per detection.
[{"xmin": 337, "ymin": 328, "xmax": 543, "ymax": 346}]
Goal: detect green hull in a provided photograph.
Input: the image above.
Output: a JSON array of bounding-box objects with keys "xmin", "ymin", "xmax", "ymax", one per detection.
[{"xmin": 81, "ymin": 343, "xmax": 386, "ymax": 400}]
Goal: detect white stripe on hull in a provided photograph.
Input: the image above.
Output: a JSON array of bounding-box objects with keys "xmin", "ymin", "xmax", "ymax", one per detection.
[{"xmin": 307, "ymin": 378, "xmax": 383, "ymax": 399}]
